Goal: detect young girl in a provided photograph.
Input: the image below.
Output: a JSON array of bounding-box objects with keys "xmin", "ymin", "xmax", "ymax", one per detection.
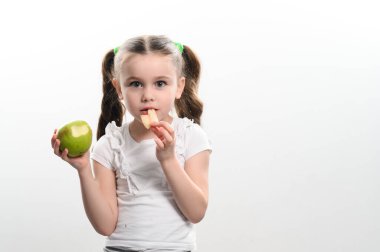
[{"xmin": 51, "ymin": 35, "xmax": 212, "ymax": 252}]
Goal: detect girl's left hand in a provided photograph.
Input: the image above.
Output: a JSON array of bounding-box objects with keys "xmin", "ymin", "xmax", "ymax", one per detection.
[{"xmin": 150, "ymin": 121, "xmax": 176, "ymax": 163}]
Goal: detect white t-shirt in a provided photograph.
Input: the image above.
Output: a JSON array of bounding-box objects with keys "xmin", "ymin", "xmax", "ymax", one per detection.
[{"xmin": 91, "ymin": 117, "xmax": 212, "ymax": 251}]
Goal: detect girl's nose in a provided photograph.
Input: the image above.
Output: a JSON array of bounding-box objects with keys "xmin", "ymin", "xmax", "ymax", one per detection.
[{"xmin": 142, "ymin": 87, "xmax": 155, "ymax": 102}]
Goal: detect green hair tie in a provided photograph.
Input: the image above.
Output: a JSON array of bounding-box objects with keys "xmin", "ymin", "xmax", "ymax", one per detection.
[
  {"xmin": 173, "ymin": 42, "xmax": 184, "ymax": 54},
  {"xmin": 113, "ymin": 47, "xmax": 119, "ymax": 55}
]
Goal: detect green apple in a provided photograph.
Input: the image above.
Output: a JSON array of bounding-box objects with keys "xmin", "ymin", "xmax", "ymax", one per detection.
[{"xmin": 57, "ymin": 120, "xmax": 92, "ymax": 157}]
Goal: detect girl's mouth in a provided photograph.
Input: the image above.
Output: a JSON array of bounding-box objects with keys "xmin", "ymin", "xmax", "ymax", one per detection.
[
  {"xmin": 140, "ymin": 108, "xmax": 157, "ymax": 115},
  {"xmin": 140, "ymin": 109, "xmax": 159, "ymax": 129}
]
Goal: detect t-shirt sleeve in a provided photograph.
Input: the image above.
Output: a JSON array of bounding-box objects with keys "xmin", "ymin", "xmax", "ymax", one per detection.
[
  {"xmin": 184, "ymin": 123, "xmax": 213, "ymax": 160},
  {"xmin": 90, "ymin": 135, "xmax": 114, "ymax": 170}
]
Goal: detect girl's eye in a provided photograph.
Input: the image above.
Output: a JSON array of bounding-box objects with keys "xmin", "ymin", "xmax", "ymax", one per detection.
[
  {"xmin": 129, "ymin": 81, "xmax": 142, "ymax": 88},
  {"xmin": 156, "ymin": 80, "xmax": 167, "ymax": 88}
]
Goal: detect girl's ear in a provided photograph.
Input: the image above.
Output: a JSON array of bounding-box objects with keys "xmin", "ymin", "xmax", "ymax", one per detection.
[
  {"xmin": 112, "ymin": 78, "xmax": 123, "ymax": 100},
  {"xmin": 176, "ymin": 77, "xmax": 186, "ymax": 99}
]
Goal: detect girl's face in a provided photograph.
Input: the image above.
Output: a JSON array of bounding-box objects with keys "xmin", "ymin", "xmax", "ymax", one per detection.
[{"xmin": 113, "ymin": 53, "xmax": 185, "ymax": 126}]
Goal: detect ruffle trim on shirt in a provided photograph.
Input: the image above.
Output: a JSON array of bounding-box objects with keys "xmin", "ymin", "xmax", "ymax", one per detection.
[
  {"xmin": 105, "ymin": 121, "xmax": 138, "ymax": 195},
  {"xmin": 174, "ymin": 117, "xmax": 194, "ymax": 164}
]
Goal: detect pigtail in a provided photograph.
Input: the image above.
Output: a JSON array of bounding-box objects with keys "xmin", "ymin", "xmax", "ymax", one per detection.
[
  {"xmin": 175, "ymin": 45, "xmax": 203, "ymax": 125},
  {"xmin": 96, "ymin": 49, "xmax": 124, "ymax": 140}
]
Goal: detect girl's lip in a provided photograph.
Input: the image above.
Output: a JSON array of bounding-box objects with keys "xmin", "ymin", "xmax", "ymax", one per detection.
[
  {"xmin": 140, "ymin": 108, "xmax": 157, "ymax": 115},
  {"xmin": 140, "ymin": 107, "xmax": 157, "ymax": 111}
]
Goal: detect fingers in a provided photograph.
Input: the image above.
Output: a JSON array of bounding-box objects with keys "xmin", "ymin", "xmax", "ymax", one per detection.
[
  {"xmin": 151, "ymin": 127, "xmax": 164, "ymax": 141},
  {"xmin": 154, "ymin": 136, "xmax": 165, "ymax": 150},
  {"xmin": 51, "ymin": 129, "xmax": 58, "ymax": 148},
  {"xmin": 52, "ymin": 128, "xmax": 67, "ymax": 160},
  {"xmin": 159, "ymin": 127, "xmax": 174, "ymax": 144},
  {"xmin": 151, "ymin": 124, "xmax": 175, "ymax": 145},
  {"xmin": 53, "ymin": 139, "xmax": 70, "ymax": 161},
  {"xmin": 61, "ymin": 148, "xmax": 70, "ymax": 162},
  {"xmin": 53, "ymin": 137, "xmax": 60, "ymax": 155},
  {"xmin": 151, "ymin": 121, "xmax": 174, "ymax": 135}
]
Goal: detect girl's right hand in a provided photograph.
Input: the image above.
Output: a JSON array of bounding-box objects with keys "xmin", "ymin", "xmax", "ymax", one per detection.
[{"xmin": 51, "ymin": 129, "xmax": 91, "ymax": 172}]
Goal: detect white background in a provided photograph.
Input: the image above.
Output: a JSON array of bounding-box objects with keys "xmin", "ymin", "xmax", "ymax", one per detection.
[{"xmin": 0, "ymin": 0, "xmax": 379, "ymax": 251}]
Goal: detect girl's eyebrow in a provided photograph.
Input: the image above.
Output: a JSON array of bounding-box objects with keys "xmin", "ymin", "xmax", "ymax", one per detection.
[
  {"xmin": 156, "ymin": 76, "xmax": 171, "ymax": 80},
  {"xmin": 124, "ymin": 75, "xmax": 171, "ymax": 82},
  {"xmin": 125, "ymin": 76, "xmax": 140, "ymax": 81}
]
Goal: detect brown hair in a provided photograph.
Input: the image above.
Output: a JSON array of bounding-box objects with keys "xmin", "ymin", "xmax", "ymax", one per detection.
[{"xmin": 97, "ymin": 35, "xmax": 203, "ymax": 139}]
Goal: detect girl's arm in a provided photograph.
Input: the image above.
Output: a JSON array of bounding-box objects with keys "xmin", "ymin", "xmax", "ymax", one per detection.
[
  {"xmin": 161, "ymin": 151, "xmax": 210, "ymax": 224},
  {"xmin": 52, "ymin": 131, "xmax": 118, "ymax": 236},
  {"xmin": 77, "ymin": 161, "xmax": 118, "ymax": 236},
  {"xmin": 151, "ymin": 122, "xmax": 210, "ymax": 223}
]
